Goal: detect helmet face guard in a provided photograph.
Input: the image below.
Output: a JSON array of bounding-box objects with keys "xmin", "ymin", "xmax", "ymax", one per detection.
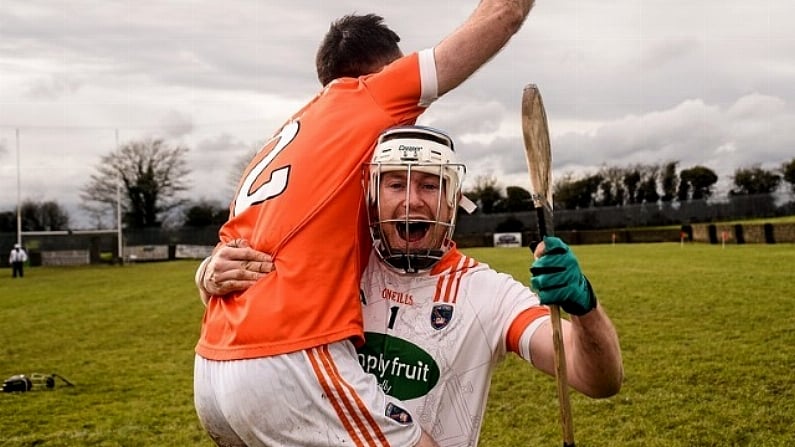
[{"xmin": 365, "ymin": 126, "xmax": 467, "ymax": 273}]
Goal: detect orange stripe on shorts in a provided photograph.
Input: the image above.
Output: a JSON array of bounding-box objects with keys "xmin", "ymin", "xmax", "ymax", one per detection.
[
  {"xmin": 307, "ymin": 347, "xmax": 367, "ymax": 447},
  {"xmin": 317, "ymin": 345, "xmax": 390, "ymax": 447}
]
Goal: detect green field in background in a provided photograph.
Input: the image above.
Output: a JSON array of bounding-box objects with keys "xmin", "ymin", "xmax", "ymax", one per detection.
[{"xmin": 1, "ymin": 243, "xmax": 793, "ymax": 446}]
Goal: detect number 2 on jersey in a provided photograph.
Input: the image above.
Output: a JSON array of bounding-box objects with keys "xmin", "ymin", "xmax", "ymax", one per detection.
[{"xmin": 233, "ymin": 121, "xmax": 299, "ymax": 216}]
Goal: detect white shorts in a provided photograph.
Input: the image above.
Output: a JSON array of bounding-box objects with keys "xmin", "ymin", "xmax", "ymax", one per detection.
[{"xmin": 194, "ymin": 340, "xmax": 422, "ymax": 447}]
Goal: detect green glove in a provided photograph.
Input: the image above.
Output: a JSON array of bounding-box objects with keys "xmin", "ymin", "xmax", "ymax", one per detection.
[{"xmin": 530, "ymin": 236, "xmax": 596, "ymax": 316}]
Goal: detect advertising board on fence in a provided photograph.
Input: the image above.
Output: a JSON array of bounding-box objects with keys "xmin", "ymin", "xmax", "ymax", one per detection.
[
  {"xmin": 493, "ymin": 232, "xmax": 522, "ymax": 248},
  {"xmin": 175, "ymin": 244, "xmax": 214, "ymax": 259},
  {"xmin": 41, "ymin": 250, "xmax": 90, "ymax": 266},
  {"xmin": 124, "ymin": 245, "xmax": 169, "ymax": 262}
]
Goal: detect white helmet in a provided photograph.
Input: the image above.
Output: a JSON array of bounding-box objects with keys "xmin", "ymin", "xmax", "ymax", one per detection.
[{"xmin": 366, "ymin": 126, "xmax": 474, "ymax": 273}]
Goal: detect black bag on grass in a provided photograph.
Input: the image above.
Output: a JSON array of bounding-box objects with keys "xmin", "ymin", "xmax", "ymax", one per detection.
[{"xmin": 2, "ymin": 373, "xmax": 73, "ymax": 392}]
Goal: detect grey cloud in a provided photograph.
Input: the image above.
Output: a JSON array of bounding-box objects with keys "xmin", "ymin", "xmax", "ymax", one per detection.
[
  {"xmin": 422, "ymin": 100, "xmax": 507, "ymax": 136},
  {"xmin": 188, "ymin": 132, "xmax": 263, "ymax": 201},
  {"xmin": 1, "ymin": 2, "xmax": 321, "ymax": 98},
  {"xmin": 159, "ymin": 110, "xmax": 195, "ymax": 139},
  {"xmin": 642, "ymin": 38, "xmax": 700, "ymax": 70},
  {"xmin": 24, "ymin": 75, "xmax": 82, "ymax": 100},
  {"xmin": 191, "ymin": 133, "xmax": 252, "ymax": 172},
  {"xmin": 457, "ymin": 94, "xmax": 794, "ymax": 194}
]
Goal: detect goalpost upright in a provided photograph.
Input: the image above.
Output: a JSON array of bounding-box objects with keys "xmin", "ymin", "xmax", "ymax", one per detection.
[{"xmin": 15, "ymin": 127, "xmax": 125, "ymax": 265}]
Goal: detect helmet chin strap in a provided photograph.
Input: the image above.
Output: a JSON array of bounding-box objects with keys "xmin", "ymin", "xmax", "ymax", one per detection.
[
  {"xmin": 375, "ymin": 221, "xmax": 455, "ymax": 274},
  {"xmin": 382, "ymin": 250, "xmax": 445, "ymax": 274}
]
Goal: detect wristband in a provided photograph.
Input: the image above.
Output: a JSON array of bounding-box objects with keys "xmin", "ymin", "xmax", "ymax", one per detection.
[{"xmin": 195, "ymin": 256, "xmax": 213, "ymax": 305}]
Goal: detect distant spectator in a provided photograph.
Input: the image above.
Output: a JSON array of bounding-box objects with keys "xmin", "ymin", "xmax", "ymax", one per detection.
[{"xmin": 9, "ymin": 243, "xmax": 28, "ymax": 278}]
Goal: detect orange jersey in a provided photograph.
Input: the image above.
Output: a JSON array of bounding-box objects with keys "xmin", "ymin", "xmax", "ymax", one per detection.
[{"xmin": 197, "ymin": 51, "xmax": 439, "ymax": 361}]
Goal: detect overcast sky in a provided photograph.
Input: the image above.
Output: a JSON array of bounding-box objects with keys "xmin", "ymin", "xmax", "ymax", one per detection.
[{"xmin": 1, "ymin": 1, "xmax": 793, "ymax": 228}]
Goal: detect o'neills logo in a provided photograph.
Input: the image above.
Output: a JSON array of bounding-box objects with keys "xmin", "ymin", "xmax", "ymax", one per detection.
[
  {"xmin": 357, "ymin": 333, "xmax": 440, "ymax": 400},
  {"xmin": 382, "ymin": 287, "xmax": 413, "ymax": 305}
]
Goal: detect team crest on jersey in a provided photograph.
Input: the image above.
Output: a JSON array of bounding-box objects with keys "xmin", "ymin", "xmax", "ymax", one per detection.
[
  {"xmin": 430, "ymin": 304, "xmax": 454, "ymax": 330},
  {"xmin": 385, "ymin": 403, "xmax": 413, "ymax": 424}
]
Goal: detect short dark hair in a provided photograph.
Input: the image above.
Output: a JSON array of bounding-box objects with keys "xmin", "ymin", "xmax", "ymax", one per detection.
[{"xmin": 315, "ymin": 14, "xmax": 402, "ymax": 86}]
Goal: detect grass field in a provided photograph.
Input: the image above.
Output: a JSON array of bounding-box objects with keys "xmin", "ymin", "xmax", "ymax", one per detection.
[{"xmin": 1, "ymin": 243, "xmax": 793, "ymax": 446}]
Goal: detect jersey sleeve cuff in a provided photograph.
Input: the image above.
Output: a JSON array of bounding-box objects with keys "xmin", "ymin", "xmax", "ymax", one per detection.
[
  {"xmin": 418, "ymin": 48, "xmax": 438, "ymax": 107},
  {"xmin": 195, "ymin": 256, "xmax": 213, "ymax": 306},
  {"xmin": 505, "ymin": 306, "xmax": 550, "ymax": 358}
]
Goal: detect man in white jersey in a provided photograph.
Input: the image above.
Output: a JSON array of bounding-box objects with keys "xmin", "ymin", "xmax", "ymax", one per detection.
[{"xmin": 198, "ymin": 126, "xmax": 623, "ymax": 446}]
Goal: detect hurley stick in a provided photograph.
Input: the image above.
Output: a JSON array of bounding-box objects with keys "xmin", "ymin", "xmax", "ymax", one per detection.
[{"xmin": 521, "ymin": 84, "xmax": 575, "ymax": 447}]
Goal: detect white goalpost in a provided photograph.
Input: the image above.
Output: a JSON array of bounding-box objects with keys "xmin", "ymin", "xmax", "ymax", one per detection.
[{"xmin": 14, "ymin": 127, "xmax": 125, "ymax": 265}]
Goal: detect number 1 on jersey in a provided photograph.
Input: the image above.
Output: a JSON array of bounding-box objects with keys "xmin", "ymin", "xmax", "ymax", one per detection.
[{"xmin": 388, "ymin": 306, "xmax": 399, "ymax": 329}]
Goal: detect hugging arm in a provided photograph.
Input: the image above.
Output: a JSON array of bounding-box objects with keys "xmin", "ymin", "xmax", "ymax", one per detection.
[{"xmin": 195, "ymin": 239, "xmax": 274, "ymax": 305}]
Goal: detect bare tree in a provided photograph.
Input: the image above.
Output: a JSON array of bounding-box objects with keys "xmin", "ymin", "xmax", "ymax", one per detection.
[{"xmin": 81, "ymin": 139, "xmax": 190, "ymax": 228}]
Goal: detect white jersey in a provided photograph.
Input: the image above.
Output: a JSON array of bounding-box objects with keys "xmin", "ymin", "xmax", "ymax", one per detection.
[{"xmin": 357, "ymin": 247, "xmax": 550, "ymax": 447}]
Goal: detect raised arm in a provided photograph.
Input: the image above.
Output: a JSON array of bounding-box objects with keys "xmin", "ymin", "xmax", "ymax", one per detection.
[{"xmin": 435, "ymin": 0, "xmax": 535, "ymax": 96}]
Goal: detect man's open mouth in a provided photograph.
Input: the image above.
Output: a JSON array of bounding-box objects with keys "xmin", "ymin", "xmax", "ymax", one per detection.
[{"xmin": 396, "ymin": 221, "xmax": 431, "ymax": 242}]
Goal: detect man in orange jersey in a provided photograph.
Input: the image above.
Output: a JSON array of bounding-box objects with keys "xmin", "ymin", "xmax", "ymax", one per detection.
[{"xmin": 194, "ymin": 2, "xmax": 536, "ymax": 446}]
